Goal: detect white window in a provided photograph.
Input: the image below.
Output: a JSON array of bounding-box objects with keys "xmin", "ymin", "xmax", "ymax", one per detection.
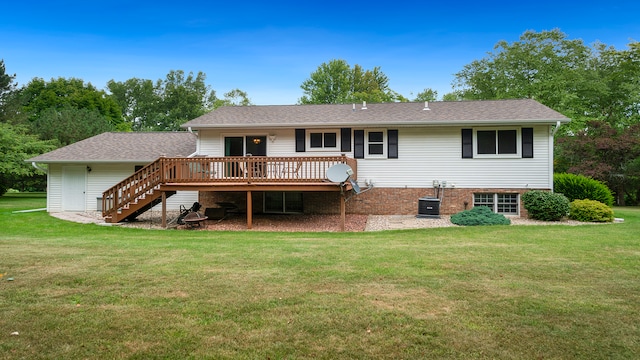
[
  {"xmin": 474, "ymin": 128, "xmax": 520, "ymax": 157},
  {"xmin": 365, "ymin": 129, "xmax": 387, "ymax": 158},
  {"xmin": 473, "ymin": 193, "xmax": 519, "ymax": 215},
  {"xmin": 307, "ymin": 130, "xmax": 339, "ymax": 151}
]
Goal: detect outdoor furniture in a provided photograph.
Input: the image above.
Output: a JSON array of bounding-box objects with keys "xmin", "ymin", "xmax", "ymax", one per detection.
[
  {"xmin": 280, "ymin": 161, "xmax": 302, "ymax": 179},
  {"xmin": 183, "ymin": 211, "xmax": 208, "ymax": 228}
]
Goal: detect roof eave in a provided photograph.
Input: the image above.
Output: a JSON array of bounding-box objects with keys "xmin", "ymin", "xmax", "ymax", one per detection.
[
  {"xmin": 26, "ymin": 159, "xmax": 159, "ymax": 164},
  {"xmin": 183, "ymin": 118, "xmax": 571, "ymax": 130}
]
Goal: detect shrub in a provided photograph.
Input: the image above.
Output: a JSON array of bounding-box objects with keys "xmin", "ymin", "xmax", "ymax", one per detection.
[
  {"xmin": 450, "ymin": 206, "xmax": 511, "ymax": 226},
  {"xmin": 569, "ymin": 199, "xmax": 614, "ymax": 222},
  {"xmin": 522, "ymin": 190, "xmax": 570, "ymax": 221},
  {"xmin": 554, "ymin": 173, "xmax": 614, "ymax": 207}
]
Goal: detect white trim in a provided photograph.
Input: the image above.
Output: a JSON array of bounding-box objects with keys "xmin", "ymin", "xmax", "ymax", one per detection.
[
  {"xmin": 473, "ymin": 127, "xmax": 521, "ymax": 159},
  {"xmin": 474, "ymin": 192, "xmax": 520, "ymax": 215},
  {"xmin": 365, "ymin": 129, "xmax": 387, "ymax": 159},
  {"xmin": 306, "ymin": 129, "xmax": 340, "ymax": 152}
]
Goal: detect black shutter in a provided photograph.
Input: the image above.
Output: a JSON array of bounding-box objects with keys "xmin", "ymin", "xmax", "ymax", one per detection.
[
  {"xmin": 522, "ymin": 127, "xmax": 534, "ymax": 158},
  {"xmin": 354, "ymin": 130, "xmax": 365, "ymax": 159},
  {"xmin": 341, "ymin": 128, "xmax": 351, "ymax": 152},
  {"xmin": 388, "ymin": 129, "xmax": 398, "ymax": 159},
  {"xmin": 462, "ymin": 129, "xmax": 473, "ymax": 158},
  {"xmin": 295, "ymin": 129, "xmax": 305, "ymax": 152}
]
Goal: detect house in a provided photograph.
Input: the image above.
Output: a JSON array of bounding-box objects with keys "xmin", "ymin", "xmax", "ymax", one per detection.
[
  {"xmin": 29, "ymin": 99, "xmax": 570, "ymax": 230},
  {"xmin": 27, "ymin": 132, "xmax": 199, "ymax": 215},
  {"xmin": 178, "ymin": 99, "xmax": 569, "ymax": 226}
]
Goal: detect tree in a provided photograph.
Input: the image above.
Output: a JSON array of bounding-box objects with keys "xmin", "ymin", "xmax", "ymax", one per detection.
[
  {"xmin": 32, "ymin": 106, "xmax": 115, "ymax": 146},
  {"xmin": 106, "ymin": 78, "xmax": 160, "ymax": 131},
  {"xmin": 413, "ymin": 88, "xmax": 438, "ymax": 102},
  {"xmin": 0, "ymin": 59, "xmax": 19, "ymax": 123},
  {"xmin": 442, "ymin": 91, "xmax": 464, "ymax": 101},
  {"xmin": 578, "ymin": 42, "xmax": 640, "ymax": 128},
  {"xmin": 18, "ymin": 77, "xmax": 126, "ymax": 132},
  {"xmin": 156, "ymin": 70, "xmax": 216, "ymax": 131},
  {"xmin": 107, "ymin": 70, "xmax": 236, "ymax": 131},
  {"xmin": 0, "ymin": 123, "xmax": 57, "ymax": 195},
  {"xmin": 556, "ymin": 120, "xmax": 640, "ymax": 205},
  {"xmin": 299, "ymin": 59, "xmax": 405, "ymax": 104},
  {"xmin": 452, "ymin": 29, "xmax": 640, "ymax": 132},
  {"xmin": 213, "ymin": 89, "xmax": 252, "ymax": 108},
  {"xmin": 0, "ymin": 59, "xmax": 16, "ymax": 107},
  {"xmin": 453, "ymin": 29, "xmax": 591, "ymax": 112}
]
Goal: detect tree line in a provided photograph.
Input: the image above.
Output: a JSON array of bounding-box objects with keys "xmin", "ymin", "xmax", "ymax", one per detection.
[{"xmin": 1, "ymin": 29, "xmax": 639, "ymax": 204}]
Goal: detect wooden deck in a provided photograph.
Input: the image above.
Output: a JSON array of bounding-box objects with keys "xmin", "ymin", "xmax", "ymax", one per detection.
[{"xmin": 102, "ymin": 155, "xmax": 357, "ymax": 229}]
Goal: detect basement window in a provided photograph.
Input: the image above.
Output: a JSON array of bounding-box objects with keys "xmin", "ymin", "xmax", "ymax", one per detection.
[{"xmin": 473, "ymin": 193, "xmax": 519, "ymax": 215}]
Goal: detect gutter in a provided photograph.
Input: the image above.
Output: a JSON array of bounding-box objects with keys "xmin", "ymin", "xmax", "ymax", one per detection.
[
  {"xmin": 182, "ymin": 118, "xmax": 571, "ymax": 130},
  {"xmin": 31, "ymin": 162, "xmax": 47, "ymax": 172}
]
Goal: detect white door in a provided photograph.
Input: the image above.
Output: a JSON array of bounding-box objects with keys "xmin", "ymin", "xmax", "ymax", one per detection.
[{"xmin": 62, "ymin": 166, "xmax": 86, "ymax": 211}]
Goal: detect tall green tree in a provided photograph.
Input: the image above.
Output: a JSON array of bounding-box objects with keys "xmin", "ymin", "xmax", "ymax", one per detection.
[
  {"xmin": 299, "ymin": 59, "xmax": 406, "ymax": 104},
  {"xmin": 412, "ymin": 88, "xmax": 438, "ymax": 102},
  {"xmin": 106, "ymin": 78, "xmax": 160, "ymax": 131},
  {"xmin": 155, "ymin": 70, "xmax": 216, "ymax": 131},
  {"xmin": 0, "ymin": 59, "xmax": 18, "ymax": 123},
  {"xmin": 579, "ymin": 42, "xmax": 640, "ymax": 127},
  {"xmin": 213, "ymin": 89, "xmax": 252, "ymax": 108},
  {"xmin": 453, "ymin": 30, "xmax": 591, "ymax": 115},
  {"xmin": 32, "ymin": 106, "xmax": 115, "ymax": 146},
  {"xmin": 0, "ymin": 123, "xmax": 57, "ymax": 195},
  {"xmin": 107, "ymin": 70, "xmax": 242, "ymax": 131},
  {"xmin": 452, "ymin": 29, "xmax": 640, "ymax": 131},
  {"xmin": 18, "ymin": 77, "xmax": 126, "ymax": 131},
  {"xmin": 0, "ymin": 59, "xmax": 16, "ymax": 105}
]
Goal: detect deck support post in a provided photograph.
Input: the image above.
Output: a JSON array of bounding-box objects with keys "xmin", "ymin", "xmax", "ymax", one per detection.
[
  {"xmin": 246, "ymin": 191, "xmax": 253, "ymax": 229},
  {"xmin": 161, "ymin": 191, "xmax": 167, "ymax": 228},
  {"xmin": 340, "ymin": 193, "xmax": 346, "ymax": 232}
]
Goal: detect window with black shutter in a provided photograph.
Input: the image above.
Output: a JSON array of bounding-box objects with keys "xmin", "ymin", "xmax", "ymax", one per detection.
[
  {"xmin": 522, "ymin": 127, "xmax": 534, "ymax": 158},
  {"xmin": 462, "ymin": 129, "xmax": 473, "ymax": 158},
  {"xmin": 354, "ymin": 130, "xmax": 365, "ymax": 159},
  {"xmin": 388, "ymin": 129, "xmax": 398, "ymax": 159},
  {"xmin": 295, "ymin": 129, "xmax": 305, "ymax": 152}
]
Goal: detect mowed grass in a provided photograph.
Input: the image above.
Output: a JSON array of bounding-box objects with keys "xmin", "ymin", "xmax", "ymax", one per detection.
[{"xmin": 1, "ymin": 194, "xmax": 638, "ymax": 359}]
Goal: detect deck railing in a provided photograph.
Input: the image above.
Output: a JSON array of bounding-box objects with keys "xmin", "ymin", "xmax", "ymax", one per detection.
[
  {"xmin": 102, "ymin": 155, "xmax": 356, "ymax": 219},
  {"xmin": 162, "ymin": 155, "xmax": 357, "ymax": 183}
]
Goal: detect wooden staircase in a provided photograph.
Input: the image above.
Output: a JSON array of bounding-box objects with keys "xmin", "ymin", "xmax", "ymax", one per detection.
[{"xmin": 102, "ymin": 158, "xmax": 174, "ymax": 223}]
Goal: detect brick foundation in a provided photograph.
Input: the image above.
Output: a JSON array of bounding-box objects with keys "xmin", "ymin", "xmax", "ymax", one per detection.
[{"xmin": 199, "ymin": 187, "xmax": 538, "ymax": 216}]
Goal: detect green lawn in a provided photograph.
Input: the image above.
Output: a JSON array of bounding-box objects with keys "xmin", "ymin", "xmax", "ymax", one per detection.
[{"xmin": 1, "ymin": 194, "xmax": 638, "ymax": 359}]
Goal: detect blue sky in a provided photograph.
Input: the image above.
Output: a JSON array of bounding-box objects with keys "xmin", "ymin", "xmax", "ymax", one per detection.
[{"xmin": 2, "ymin": 1, "xmax": 638, "ymax": 105}]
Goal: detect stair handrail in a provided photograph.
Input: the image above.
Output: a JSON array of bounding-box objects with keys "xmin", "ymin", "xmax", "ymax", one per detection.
[{"xmin": 102, "ymin": 157, "xmax": 165, "ymax": 218}]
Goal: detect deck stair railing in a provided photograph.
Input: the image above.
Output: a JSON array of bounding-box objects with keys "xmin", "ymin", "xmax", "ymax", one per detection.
[{"xmin": 102, "ymin": 155, "xmax": 356, "ymax": 223}]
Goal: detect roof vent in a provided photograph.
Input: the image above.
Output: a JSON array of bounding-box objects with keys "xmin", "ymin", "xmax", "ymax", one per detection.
[
  {"xmin": 423, "ymin": 101, "xmax": 431, "ymax": 111},
  {"xmin": 361, "ymin": 101, "xmax": 367, "ymax": 110}
]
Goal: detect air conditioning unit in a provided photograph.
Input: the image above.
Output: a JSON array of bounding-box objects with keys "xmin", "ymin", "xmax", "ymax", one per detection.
[{"xmin": 417, "ymin": 197, "xmax": 440, "ymax": 218}]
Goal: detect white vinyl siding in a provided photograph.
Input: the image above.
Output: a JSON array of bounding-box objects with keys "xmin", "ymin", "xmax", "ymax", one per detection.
[
  {"xmin": 48, "ymin": 163, "xmax": 197, "ymax": 213},
  {"xmin": 196, "ymin": 125, "xmax": 553, "ymax": 190}
]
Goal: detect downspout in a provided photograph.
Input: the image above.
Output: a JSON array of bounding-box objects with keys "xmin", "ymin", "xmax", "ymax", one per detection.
[
  {"xmin": 550, "ymin": 121, "xmax": 562, "ymax": 192},
  {"xmin": 187, "ymin": 126, "xmax": 200, "ymax": 156}
]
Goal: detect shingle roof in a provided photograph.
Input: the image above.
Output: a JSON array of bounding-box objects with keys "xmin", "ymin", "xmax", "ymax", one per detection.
[
  {"xmin": 28, "ymin": 132, "xmax": 197, "ymax": 163},
  {"xmin": 182, "ymin": 99, "xmax": 570, "ymax": 129}
]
